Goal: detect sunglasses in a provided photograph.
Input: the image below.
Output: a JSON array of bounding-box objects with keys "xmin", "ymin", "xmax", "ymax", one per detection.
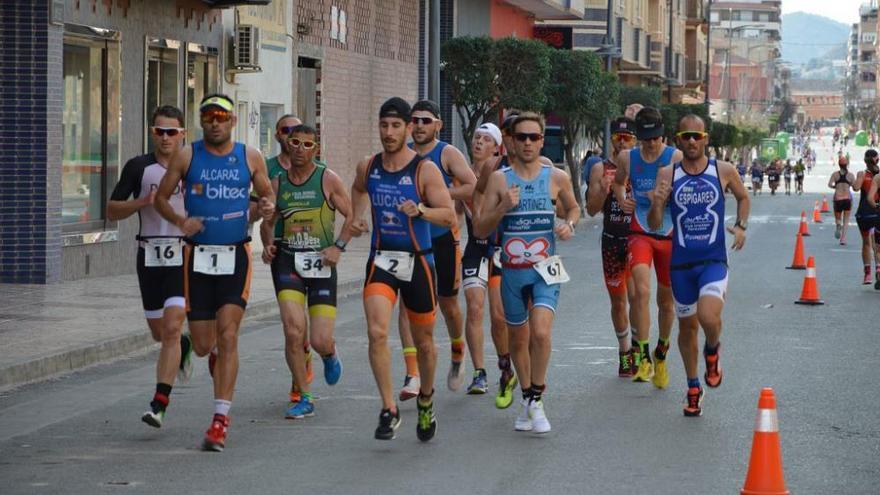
[
  {"xmin": 278, "ymin": 125, "xmax": 298, "ymax": 135},
  {"xmin": 288, "ymin": 138, "xmax": 317, "ymax": 150},
  {"xmin": 676, "ymin": 131, "xmax": 708, "ymax": 142},
  {"xmin": 612, "ymin": 133, "xmax": 636, "ymax": 142},
  {"xmin": 151, "ymin": 126, "xmax": 184, "ymax": 137},
  {"xmin": 514, "ymin": 133, "xmax": 543, "ymax": 143},
  {"xmin": 200, "ymin": 109, "xmax": 233, "ymax": 124},
  {"xmin": 411, "ymin": 116, "xmax": 438, "ymax": 125}
]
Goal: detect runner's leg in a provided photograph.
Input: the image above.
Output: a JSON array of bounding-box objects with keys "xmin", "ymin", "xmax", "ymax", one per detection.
[
  {"xmin": 366, "ymin": 295, "xmax": 396, "ymax": 410},
  {"xmin": 213, "ymin": 304, "xmax": 245, "ymax": 401}
]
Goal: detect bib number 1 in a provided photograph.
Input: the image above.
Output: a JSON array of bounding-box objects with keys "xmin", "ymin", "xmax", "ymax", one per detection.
[
  {"xmin": 533, "ymin": 255, "xmax": 570, "ymax": 285},
  {"xmin": 193, "ymin": 245, "xmax": 236, "ymax": 276},
  {"xmin": 374, "ymin": 250, "xmax": 415, "ymax": 282}
]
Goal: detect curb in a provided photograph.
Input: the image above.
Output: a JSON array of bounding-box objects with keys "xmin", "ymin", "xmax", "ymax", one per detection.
[{"xmin": 0, "ymin": 278, "xmax": 364, "ymax": 392}]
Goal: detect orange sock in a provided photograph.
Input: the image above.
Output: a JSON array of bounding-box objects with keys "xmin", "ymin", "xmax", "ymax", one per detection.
[
  {"xmin": 403, "ymin": 347, "xmax": 419, "ymax": 377},
  {"xmin": 451, "ymin": 338, "xmax": 465, "ymax": 363}
]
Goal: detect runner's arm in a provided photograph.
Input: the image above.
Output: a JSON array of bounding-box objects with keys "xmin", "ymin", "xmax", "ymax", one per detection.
[
  {"xmin": 585, "ymin": 162, "xmax": 608, "ymax": 216},
  {"xmin": 647, "ymin": 166, "xmax": 672, "ymax": 231},
  {"xmin": 259, "ymin": 177, "xmax": 281, "ymax": 249},
  {"xmin": 348, "ymin": 158, "xmax": 371, "ymax": 237},
  {"xmin": 827, "ymin": 172, "xmax": 837, "ymax": 189},
  {"xmin": 720, "ymin": 161, "xmax": 750, "ymax": 249},
  {"xmin": 247, "ymin": 147, "xmax": 275, "ymax": 205},
  {"xmin": 475, "ymin": 156, "xmax": 500, "ymax": 195},
  {"xmin": 443, "ymin": 145, "xmax": 477, "ymax": 201},
  {"xmin": 612, "ymin": 150, "xmax": 630, "ymax": 208},
  {"xmin": 325, "ymin": 170, "xmax": 355, "ymax": 245},
  {"xmin": 155, "ymin": 146, "xmax": 192, "ymax": 229},
  {"xmin": 416, "ymin": 160, "xmax": 456, "ymax": 228},
  {"xmin": 853, "ymin": 172, "xmax": 864, "ymax": 192},
  {"xmin": 473, "ymin": 171, "xmax": 508, "ymax": 239},
  {"xmin": 107, "ymin": 158, "xmax": 148, "ymax": 221},
  {"xmin": 554, "ymin": 168, "xmax": 580, "ymax": 239}
]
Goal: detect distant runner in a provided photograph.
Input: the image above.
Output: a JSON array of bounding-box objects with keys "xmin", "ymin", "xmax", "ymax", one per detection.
[{"xmin": 829, "ymin": 156, "xmax": 855, "ymax": 245}]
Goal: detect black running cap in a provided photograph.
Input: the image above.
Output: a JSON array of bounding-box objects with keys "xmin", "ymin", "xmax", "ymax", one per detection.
[
  {"xmin": 412, "ymin": 99, "xmax": 441, "ymax": 118},
  {"xmin": 379, "ymin": 97, "xmax": 411, "ymax": 121},
  {"xmin": 866, "ymin": 149, "xmax": 878, "ymax": 159},
  {"xmin": 611, "ymin": 117, "xmax": 636, "ymax": 135}
]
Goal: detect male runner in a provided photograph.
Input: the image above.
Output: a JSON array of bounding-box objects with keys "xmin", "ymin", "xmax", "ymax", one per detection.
[
  {"xmin": 648, "ymin": 114, "xmax": 749, "ymax": 416},
  {"xmin": 155, "ymin": 94, "xmax": 275, "ymax": 451},
  {"xmin": 586, "ymin": 116, "xmax": 637, "ymax": 376},
  {"xmin": 349, "ymin": 97, "xmax": 455, "ymax": 441},
  {"xmin": 260, "ymin": 124, "xmax": 351, "ymax": 419},
  {"xmin": 795, "ymin": 159, "xmax": 805, "ymax": 195},
  {"xmin": 460, "ymin": 123, "xmax": 509, "ymax": 396},
  {"xmin": 396, "ymin": 100, "xmax": 476, "ymax": 396},
  {"xmin": 855, "ymin": 149, "xmax": 880, "ymax": 287},
  {"xmin": 613, "ymin": 107, "xmax": 682, "ymax": 388},
  {"xmin": 829, "ymin": 156, "xmax": 856, "ymax": 245},
  {"xmin": 767, "ymin": 160, "xmax": 780, "ymax": 195},
  {"xmin": 750, "ymin": 162, "xmax": 764, "ymax": 196},
  {"xmin": 108, "ymin": 105, "xmax": 192, "ymax": 428},
  {"xmin": 474, "ymin": 112, "xmax": 580, "ymax": 434}
]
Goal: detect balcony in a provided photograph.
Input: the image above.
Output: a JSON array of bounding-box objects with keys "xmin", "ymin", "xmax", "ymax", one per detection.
[
  {"xmin": 502, "ymin": 0, "xmax": 584, "ymax": 20},
  {"xmin": 686, "ymin": 0, "xmax": 704, "ymax": 26}
]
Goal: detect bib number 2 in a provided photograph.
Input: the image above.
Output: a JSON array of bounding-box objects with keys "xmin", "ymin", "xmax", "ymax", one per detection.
[
  {"xmin": 374, "ymin": 250, "xmax": 415, "ymax": 282},
  {"xmin": 534, "ymin": 255, "xmax": 570, "ymax": 285},
  {"xmin": 294, "ymin": 252, "xmax": 331, "ymax": 279},
  {"xmin": 193, "ymin": 245, "xmax": 236, "ymax": 276}
]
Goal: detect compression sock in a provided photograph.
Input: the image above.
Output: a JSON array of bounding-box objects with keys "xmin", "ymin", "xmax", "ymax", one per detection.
[
  {"xmin": 403, "ymin": 347, "xmax": 419, "ymax": 377},
  {"xmin": 451, "ymin": 337, "xmax": 465, "ymax": 363},
  {"xmin": 151, "ymin": 383, "xmax": 172, "ymax": 413}
]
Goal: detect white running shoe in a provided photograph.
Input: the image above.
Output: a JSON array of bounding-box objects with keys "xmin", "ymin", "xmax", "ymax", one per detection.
[
  {"xmin": 514, "ymin": 399, "xmax": 533, "ymax": 431},
  {"xmin": 529, "ymin": 399, "xmax": 551, "ymax": 434},
  {"xmin": 399, "ymin": 374, "xmax": 421, "ymax": 402},
  {"xmin": 447, "ymin": 360, "xmax": 466, "ymax": 391}
]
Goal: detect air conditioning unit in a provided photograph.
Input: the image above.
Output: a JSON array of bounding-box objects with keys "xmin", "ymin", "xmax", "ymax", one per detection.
[{"xmin": 232, "ymin": 24, "xmax": 261, "ymax": 72}]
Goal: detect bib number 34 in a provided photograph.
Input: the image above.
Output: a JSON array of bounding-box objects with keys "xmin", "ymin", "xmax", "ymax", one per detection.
[
  {"xmin": 294, "ymin": 252, "xmax": 331, "ymax": 279},
  {"xmin": 533, "ymin": 255, "xmax": 570, "ymax": 285},
  {"xmin": 374, "ymin": 250, "xmax": 415, "ymax": 282}
]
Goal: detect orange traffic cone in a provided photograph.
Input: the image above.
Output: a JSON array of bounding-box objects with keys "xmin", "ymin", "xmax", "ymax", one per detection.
[
  {"xmin": 797, "ymin": 210, "xmax": 810, "ymax": 237},
  {"xmin": 785, "ymin": 233, "xmax": 806, "ymax": 270},
  {"xmin": 741, "ymin": 388, "xmax": 789, "ymax": 495},
  {"xmin": 820, "ymin": 195, "xmax": 830, "ymax": 214},
  {"xmin": 812, "ymin": 201, "xmax": 822, "ymax": 223},
  {"xmin": 795, "ymin": 256, "xmax": 824, "ymax": 305}
]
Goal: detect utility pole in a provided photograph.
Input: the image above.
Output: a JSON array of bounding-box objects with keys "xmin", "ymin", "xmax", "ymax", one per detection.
[
  {"xmin": 428, "ymin": 0, "xmax": 440, "ymax": 103},
  {"xmin": 667, "ymin": 0, "xmax": 674, "ymax": 103},
  {"xmin": 726, "ymin": 7, "xmax": 732, "ymax": 126},
  {"xmin": 704, "ymin": 0, "xmax": 713, "ymax": 112},
  {"xmin": 603, "ymin": 0, "xmax": 614, "ymax": 159}
]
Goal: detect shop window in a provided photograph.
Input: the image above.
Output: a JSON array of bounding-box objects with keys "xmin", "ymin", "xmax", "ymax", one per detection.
[
  {"xmin": 62, "ymin": 25, "xmax": 121, "ymax": 232},
  {"xmin": 260, "ymin": 104, "xmax": 283, "ymax": 157},
  {"xmin": 185, "ymin": 43, "xmax": 219, "ymax": 142},
  {"xmin": 145, "ymin": 38, "xmax": 181, "ymax": 152}
]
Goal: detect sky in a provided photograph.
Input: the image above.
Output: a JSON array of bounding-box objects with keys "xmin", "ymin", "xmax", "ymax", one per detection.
[{"xmin": 781, "ymin": 0, "xmax": 869, "ymax": 26}]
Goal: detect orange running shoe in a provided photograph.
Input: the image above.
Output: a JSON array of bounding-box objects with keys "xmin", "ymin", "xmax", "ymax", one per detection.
[
  {"xmin": 203, "ymin": 414, "xmax": 229, "ymax": 452},
  {"xmin": 683, "ymin": 387, "xmax": 704, "ymax": 417},
  {"xmin": 704, "ymin": 345, "xmax": 722, "ymax": 388}
]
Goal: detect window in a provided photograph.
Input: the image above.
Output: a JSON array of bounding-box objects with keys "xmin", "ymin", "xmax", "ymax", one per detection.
[
  {"xmin": 185, "ymin": 43, "xmax": 219, "ymax": 142},
  {"xmin": 145, "ymin": 38, "xmax": 181, "ymax": 153},
  {"xmin": 259, "ymin": 104, "xmax": 283, "ymax": 157},
  {"xmin": 62, "ymin": 25, "xmax": 120, "ymax": 232}
]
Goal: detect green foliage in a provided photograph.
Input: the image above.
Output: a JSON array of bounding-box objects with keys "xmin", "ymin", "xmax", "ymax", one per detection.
[
  {"xmin": 659, "ymin": 104, "xmax": 711, "ymax": 140},
  {"xmin": 619, "ymin": 85, "xmax": 661, "ymax": 111},
  {"xmin": 441, "ymin": 36, "xmax": 498, "ymax": 155},
  {"xmin": 710, "ymin": 122, "xmax": 738, "ymax": 148},
  {"xmin": 493, "ymin": 38, "xmax": 552, "ymax": 112}
]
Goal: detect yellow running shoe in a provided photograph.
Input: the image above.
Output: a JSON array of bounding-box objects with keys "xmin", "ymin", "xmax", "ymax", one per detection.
[
  {"xmin": 495, "ymin": 369, "xmax": 517, "ymax": 409},
  {"xmin": 632, "ymin": 359, "xmax": 654, "ymax": 382},
  {"xmin": 652, "ymin": 359, "xmax": 669, "ymax": 389}
]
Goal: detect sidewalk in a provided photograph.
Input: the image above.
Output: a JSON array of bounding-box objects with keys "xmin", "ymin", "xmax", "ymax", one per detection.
[{"xmin": 0, "ymin": 236, "xmax": 371, "ymax": 391}]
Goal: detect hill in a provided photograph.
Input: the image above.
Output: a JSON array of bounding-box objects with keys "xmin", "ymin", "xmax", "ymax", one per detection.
[{"xmin": 781, "ymin": 12, "xmax": 849, "ymax": 66}]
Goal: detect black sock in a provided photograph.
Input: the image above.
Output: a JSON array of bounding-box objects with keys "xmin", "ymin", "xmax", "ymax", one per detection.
[
  {"xmin": 151, "ymin": 383, "xmax": 172, "ymax": 413},
  {"xmin": 521, "ymin": 387, "xmax": 532, "ymax": 401},
  {"xmin": 530, "ymin": 384, "xmax": 546, "ymax": 402},
  {"xmin": 704, "ymin": 343, "xmax": 719, "ymax": 355},
  {"xmin": 498, "ymin": 354, "xmax": 511, "ymax": 371}
]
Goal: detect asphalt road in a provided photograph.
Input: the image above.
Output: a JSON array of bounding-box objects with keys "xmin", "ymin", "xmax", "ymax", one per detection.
[{"xmin": 1, "ymin": 132, "xmax": 878, "ymax": 494}]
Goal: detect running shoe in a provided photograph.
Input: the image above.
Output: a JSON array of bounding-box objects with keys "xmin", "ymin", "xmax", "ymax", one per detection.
[
  {"xmin": 652, "ymin": 355, "xmax": 669, "ymax": 389},
  {"xmin": 495, "ymin": 369, "xmax": 517, "ymax": 409},
  {"xmin": 208, "ymin": 348, "xmax": 217, "ymax": 378},
  {"xmin": 289, "ymin": 352, "xmax": 315, "ymax": 402},
  {"xmin": 202, "ymin": 414, "xmax": 229, "ymax": 452},
  {"xmin": 141, "ymin": 410, "xmax": 164, "ymax": 428},
  {"xmin": 322, "ymin": 352, "xmax": 342, "ymax": 386},
  {"xmin": 704, "ymin": 347, "xmax": 723, "ymax": 388},
  {"xmin": 285, "ymin": 396, "xmax": 315, "ymax": 419},
  {"xmin": 178, "ymin": 333, "xmax": 194, "ymax": 384},
  {"xmin": 632, "ymin": 359, "xmax": 654, "ymax": 382},
  {"xmin": 618, "ymin": 349, "xmax": 634, "ymax": 377},
  {"xmin": 374, "ymin": 408, "xmax": 401, "ymax": 440},
  {"xmin": 683, "ymin": 387, "xmax": 704, "ymax": 417},
  {"xmin": 864, "ymin": 272, "xmax": 873, "ymax": 285},
  {"xmin": 399, "ymin": 375, "xmax": 420, "ymax": 401},
  {"xmin": 416, "ymin": 398, "xmax": 438, "ymax": 442},
  {"xmin": 466, "ymin": 369, "xmax": 488, "ymax": 395},
  {"xmin": 447, "ymin": 360, "xmax": 466, "ymax": 391},
  {"xmin": 514, "ymin": 398, "xmax": 532, "ymax": 431},
  {"xmin": 528, "ymin": 399, "xmax": 551, "ymax": 434},
  {"xmin": 835, "ymin": 224, "xmax": 841, "ymax": 239}
]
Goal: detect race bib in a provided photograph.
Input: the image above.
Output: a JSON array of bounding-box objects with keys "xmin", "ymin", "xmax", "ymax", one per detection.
[
  {"xmin": 478, "ymin": 257, "xmax": 489, "ymax": 282},
  {"xmin": 193, "ymin": 245, "xmax": 236, "ymax": 276},
  {"xmin": 374, "ymin": 250, "xmax": 415, "ymax": 282},
  {"xmin": 533, "ymin": 255, "xmax": 570, "ymax": 285},
  {"xmin": 294, "ymin": 251, "xmax": 331, "ymax": 279},
  {"xmin": 492, "ymin": 247, "xmax": 502, "ymax": 269},
  {"xmin": 144, "ymin": 238, "xmax": 183, "ymax": 267}
]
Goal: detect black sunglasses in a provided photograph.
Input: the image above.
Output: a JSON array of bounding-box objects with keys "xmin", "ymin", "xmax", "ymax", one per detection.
[
  {"xmin": 152, "ymin": 126, "xmax": 184, "ymax": 137},
  {"xmin": 514, "ymin": 133, "xmax": 543, "ymax": 143}
]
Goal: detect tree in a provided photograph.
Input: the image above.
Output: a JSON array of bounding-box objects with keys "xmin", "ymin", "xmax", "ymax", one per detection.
[
  {"xmin": 619, "ymin": 85, "xmax": 661, "ymax": 112},
  {"xmin": 493, "ymin": 37, "xmax": 552, "ymax": 113},
  {"xmin": 545, "ymin": 49, "xmax": 618, "ymax": 208},
  {"xmin": 659, "ymin": 104, "xmax": 711, "ymax": 141},
  {"xmin": 441, "ymin": 36, "xmax": 498, "ymax": 159}
]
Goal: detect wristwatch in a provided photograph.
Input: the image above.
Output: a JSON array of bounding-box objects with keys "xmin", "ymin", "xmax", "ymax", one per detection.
[
  {"xmin": 734, "ymin": 219, "xmax": 748, "ymax": 231},
  {"xmin": 417, "ymin": 203, "xmax": 427, "ymax": 217},
  {"xmin": 333, "ymin": 239, "xmax": 347, "ymax": 252},
  {"xmin": 567, "ymin": 220, "xmax": 576, "ymax": 233}
]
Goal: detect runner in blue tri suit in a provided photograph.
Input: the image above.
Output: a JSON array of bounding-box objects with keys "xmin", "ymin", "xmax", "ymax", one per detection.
[
  {"xmin": 348, "ymin": 97, "xmax": 455, "ymax": 442},
  {"xmin": 474, "ymin": 112, "xmax": 580, "ymax": 435},
  {"xmin": 155, "ymin": 93, "xmax": 275, "ymax": 452},
  {"xmin": 648, "ymin": 114, "xmax": 750, "ymax": 418}
]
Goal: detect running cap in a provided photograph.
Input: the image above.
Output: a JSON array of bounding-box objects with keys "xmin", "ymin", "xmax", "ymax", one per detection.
[
  {"xmin": 611, "ymin": 117, "xmax": 636, "ymax": 135},
  {"xmin": 199, "ymin": 94, "xmax": 234, "ymax": 112},
  {"xmin": 476, "ymin": 123, "xmax": 502, "ymax": 146},
  {"xmin": 412, "ymin": 99, "xmax": 441, "ymax": 118},
  {"xmin": 379, "ymin": 97, "xmax": 411, "ymax": 122},
  {"xmin": 634, "ymin": 107, "xmax": 664, "ymax": 140},
  {"xmin": 865, "ymin": 149, "xmax": 878, "ymax": 159}
]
